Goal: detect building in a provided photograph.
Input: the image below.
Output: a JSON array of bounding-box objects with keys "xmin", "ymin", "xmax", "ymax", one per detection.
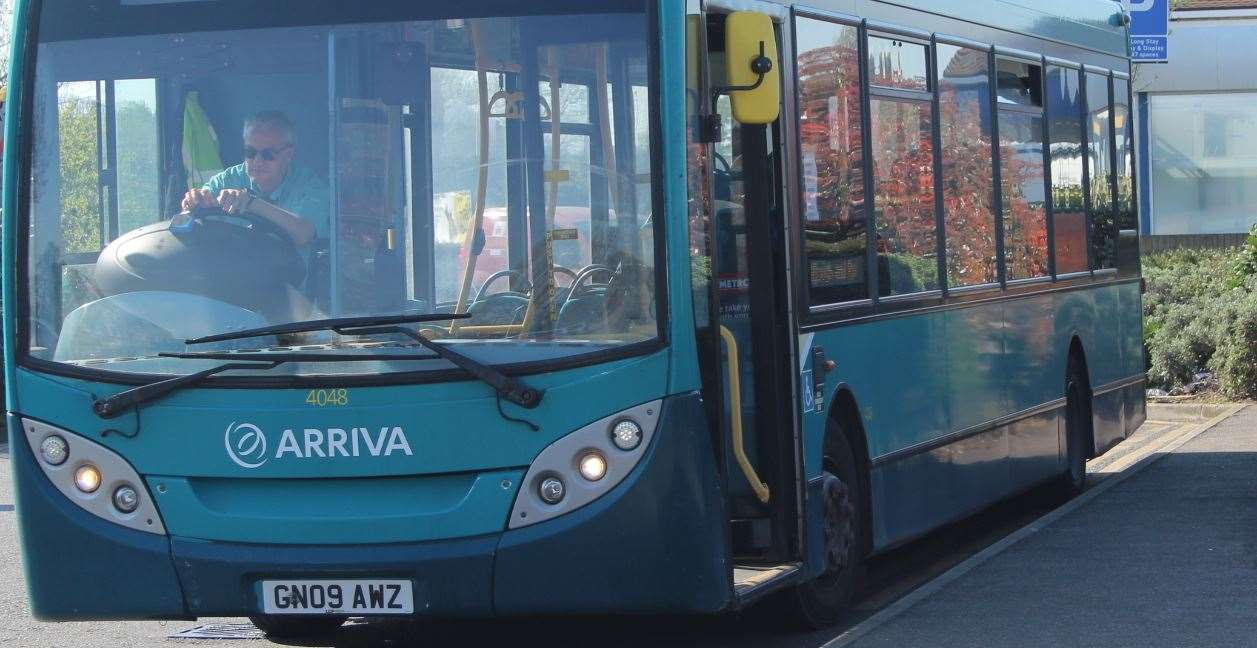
[{"xmin": 1136, "ymin": 0, "xmax": 1257, "ymax": 239}]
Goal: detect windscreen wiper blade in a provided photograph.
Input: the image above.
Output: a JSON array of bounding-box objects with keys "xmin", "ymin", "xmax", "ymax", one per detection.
[
  {"xmin": 186, "ymin": 313, "xmax": 544, "ymax": 409},
  {"xmin": 186, "ymin": 313, "xmax": 471, "ymax": 345}
]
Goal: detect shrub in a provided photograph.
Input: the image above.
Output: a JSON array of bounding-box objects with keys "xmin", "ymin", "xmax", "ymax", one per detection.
[
  {"xmin": 1228, "ymin": 224, "xmax": 1257, "ymax": 289},
  {"xmin": 1144, "ymin": 245, "xmax": 1257, "ymax": 399}
]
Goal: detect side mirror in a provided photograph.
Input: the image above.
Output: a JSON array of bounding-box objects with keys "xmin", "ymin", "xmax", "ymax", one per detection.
[{"xmin": 723, "ymin": 12, "xmax": 780, "ymax": 125}]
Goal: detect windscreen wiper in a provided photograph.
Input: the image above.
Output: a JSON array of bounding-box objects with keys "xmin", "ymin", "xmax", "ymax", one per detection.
[
  {"xmin": 187, "ymin": 313, "xmax": 545, "ymax": 410},
  {"xmin": 91, "ymin": 351, "xmax": 442, "ymax": 418},
  {"xmin": 188, "ymin": 313, "xmax": 471, "ymax": 345}
]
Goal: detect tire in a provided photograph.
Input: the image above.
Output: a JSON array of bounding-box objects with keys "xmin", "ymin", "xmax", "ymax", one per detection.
[
  {"xmin": 786, "ymin": 428, "xmax": 867, "ymax": 629},
  {"xmin": 1053, "ymin": 356, "xmax": 1091, "ymax": 500},
  {"xmin": 248, "ymin": 615, "xmax": 345, "ymax": 639}
]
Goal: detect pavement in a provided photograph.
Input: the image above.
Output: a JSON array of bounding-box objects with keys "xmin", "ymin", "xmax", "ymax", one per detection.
[
  {"xmin": 0, "ymin": 403, "xmax": 1250, "ymax": 647},
  {"xmin": 831, "ymin": 404, "xmax": 1257, "ymax": 648}
]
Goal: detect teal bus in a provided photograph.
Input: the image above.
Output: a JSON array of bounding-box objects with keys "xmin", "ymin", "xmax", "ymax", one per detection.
[{"xmin": 5, "ymin": 0, "xmax": 1143, "ymax": 635}]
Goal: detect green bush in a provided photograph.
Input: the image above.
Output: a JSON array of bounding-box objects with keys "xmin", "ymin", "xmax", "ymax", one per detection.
[
  {"xmin": 1144, "ymin": 245, "xmax": 1257, "ymax": 400},
  {"xmin": 1228, "ymin": 224, "xmax": 1257, "ymax": 289}
]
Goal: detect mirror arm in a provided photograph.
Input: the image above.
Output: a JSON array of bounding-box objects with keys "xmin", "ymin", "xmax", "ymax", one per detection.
[{"xmin": 710, "ymin": 40, "xmax": 773, "ymax": 113}]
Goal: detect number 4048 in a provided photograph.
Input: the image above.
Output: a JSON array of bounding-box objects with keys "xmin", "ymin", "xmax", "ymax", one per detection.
[{"xmin": 306, "ymin": 389, "xmax": 349, "ymax": 406}]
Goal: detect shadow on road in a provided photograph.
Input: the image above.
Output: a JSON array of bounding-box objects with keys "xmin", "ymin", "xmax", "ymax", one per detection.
[{"xmin": 256, "ymin": 485, "xmax": 1064, "ymax": 648}]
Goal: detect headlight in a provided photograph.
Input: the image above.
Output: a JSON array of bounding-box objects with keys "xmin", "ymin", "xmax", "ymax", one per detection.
[
  {"xmin": 112, "ymin": 485, "xmax": 140, "ymax": 514},
  {"xmin": 538, "ymin": 476, "xmax": 565, "ymax": 505},
  {"xmin": 578, "ymin": 452, "xmax": 607, "ymax": 482},
  {"xmin": 21, "ymin": 418, "xmax": 166, "ymax": 535},
  {"xmin": 510, "ymin": 400, "xmax": 660, "ymax": 529},
  {"xmin": 39, "ymin": 435, "xmax": 69, "ymax": 466},
  {"xmin": 610, "ymin": 420, "xmax": 642, "ymax": 451},
  {"xmin": 74, "ymin": 465, "xmax": 102, "ymax": 493}
]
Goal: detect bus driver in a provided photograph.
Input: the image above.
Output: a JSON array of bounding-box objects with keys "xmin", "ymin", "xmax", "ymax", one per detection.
[{"xmin": 180, "ymin": 110, "xmax": 329, "ymax": 249}]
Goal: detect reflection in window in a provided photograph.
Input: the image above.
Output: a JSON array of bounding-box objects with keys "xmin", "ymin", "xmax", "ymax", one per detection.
[
  {"xmin": 1086, "ymin": 71, "xmax": 1115, "ymax": 269},
  {"xmin": 1047, "ymin": 66, "xmax": 1088, "ymax": 274},
  {"xmin": 114, "ymin": 79, "xmax": 160, "ymax": 235},
  {"xmin": 1000, "ymin": 112, "xmax": 1048, "ymax": 280},
  {"xmin": 1113, "ymin": 81, "xmax": 1135, "ymax": 234},
  {"xmin": 937, "ymin": 44, "xmax": 996, "ymax": 287},
  {"xmin": 796, "ymin": 17, "xmax": 866, "ymax": 304},
  {"xmin": 871, "ymin": 98, "xmax": 938, "ymax": 296},
  {"xmin": 868, "ymin": 36, "xmax": 929, "ymax": 92}
]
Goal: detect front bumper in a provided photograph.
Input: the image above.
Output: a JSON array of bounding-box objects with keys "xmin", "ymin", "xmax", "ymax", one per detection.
[{"xmin": 11, "ymin": 393, "xmax": 730, "ymax": 620}]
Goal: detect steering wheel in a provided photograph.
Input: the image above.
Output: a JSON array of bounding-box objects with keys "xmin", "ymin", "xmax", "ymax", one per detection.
[
  {"xmin": 170, "ymin": 206, "xmax": 305, "ymax": 288},
  {"xmin": 177, "ymin": 205, "xmax": 297, "ymax": 247}
]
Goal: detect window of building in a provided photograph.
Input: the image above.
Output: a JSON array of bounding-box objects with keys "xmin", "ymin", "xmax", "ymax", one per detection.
[
  {"xmin": 796, "ymin": 16, "xmax": 867, "ymax": 305},
  {"xmin": 1148, "ymin": 92, "xmax": 1257, "ymax": 235},
  {"xmin": 1086, "ymin": 71, "xmax": 1116, "ymax": 270},
  {"xmin": 1046, "ymin": 65, "xmax": 1088, "ymax": 275},
  {"xmin": 937, "ymin": 43, "xmax": 997, "ymax": 288}
]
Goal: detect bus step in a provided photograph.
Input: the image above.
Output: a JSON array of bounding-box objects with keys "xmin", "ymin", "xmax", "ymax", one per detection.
[
  {"xmin": 730, "ymin": 517, "xmax": 772, "ymax": 553},
  {"xmin": 732, "ymin": 562, "xmax": 800, "ymax": 599}
]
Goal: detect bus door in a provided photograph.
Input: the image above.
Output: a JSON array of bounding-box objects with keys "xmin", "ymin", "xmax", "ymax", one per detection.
[{"xmin": 694, "ymin": 7, "xmax": 804, "ymax": 577}]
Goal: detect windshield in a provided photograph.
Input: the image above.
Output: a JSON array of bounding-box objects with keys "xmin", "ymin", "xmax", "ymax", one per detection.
[{"xmin": 24, "ymin": 1, "xmax": 659, "ymax": 378}]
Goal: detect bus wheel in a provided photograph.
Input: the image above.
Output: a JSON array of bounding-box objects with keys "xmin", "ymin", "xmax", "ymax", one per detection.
[
  {"xmin": 788, "ymin": 435, "xmax": 865, "ymax": 629},
  {"xmin": 248, "ymin": 615, "xmax": 345, "ymax": 639}
]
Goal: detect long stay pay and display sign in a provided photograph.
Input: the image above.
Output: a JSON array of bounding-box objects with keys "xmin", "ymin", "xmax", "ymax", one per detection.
[{"xmin": 1128, "ymin": 0, "xmax": 1170, "ymax": 63}]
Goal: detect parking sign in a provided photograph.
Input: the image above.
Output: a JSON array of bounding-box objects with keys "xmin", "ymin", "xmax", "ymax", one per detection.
[{"xmin": 1128, "ymin": 0, "xmax": 1170, "ymax": 63}]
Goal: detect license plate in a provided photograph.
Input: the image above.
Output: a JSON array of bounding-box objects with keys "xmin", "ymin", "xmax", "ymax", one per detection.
[{"xmin": 260, "ymin": 579, "xmax": 413, "ymax": 615}]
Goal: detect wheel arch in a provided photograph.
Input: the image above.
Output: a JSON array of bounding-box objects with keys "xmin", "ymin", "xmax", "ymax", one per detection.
[
  {"xmin": 1067, "ymin": 336, "xmax": 1097, "ymax": 458},
  {"xmin": 824, "ymin": 385, "xmax": 872, "ymax": 554}
]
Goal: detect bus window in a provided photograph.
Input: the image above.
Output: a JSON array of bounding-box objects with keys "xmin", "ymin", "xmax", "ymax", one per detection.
[
  {"xmin": 867, "ymin": 36, "xmax": 929, "ymax": 92},
  {"xmin": 937, "ymin": 44, "xmax": 997, "ymax": 288},
  {"xmin": 27, "ymin": 11, "xmax": 659, "ymax": 371},
  {"xmin": 1086, "ymin": 70, "xmax": 1116, "ymax": 270},
  {"xmin": 999, "ymin": 110, "xmax": 1048, "ymax": 280},
  {"xmin": 795, "ymin": 16, "xmax": 868, "ymax": 305},
  {"xmin": 870, "ymin": 97, "xmax": 939, "ymax": 296},
  {"xmin": 1047, "ymin": 66, "xmax": 1088, "ymax": 275}
]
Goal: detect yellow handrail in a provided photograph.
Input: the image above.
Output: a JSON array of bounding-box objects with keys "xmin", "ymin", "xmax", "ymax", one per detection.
[{"xmin": 719, "ymin": 325, "xmax": 770, "ymax": 504}]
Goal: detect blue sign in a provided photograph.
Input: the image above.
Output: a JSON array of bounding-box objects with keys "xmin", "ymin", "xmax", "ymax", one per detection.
[
  {"xmin": 1128, "ymin": 0, "xmax": 1170, "ymax": 63},
  {"xmin": 1131, "ymin": 36, "xmax": 1168, "ymax": 62}
]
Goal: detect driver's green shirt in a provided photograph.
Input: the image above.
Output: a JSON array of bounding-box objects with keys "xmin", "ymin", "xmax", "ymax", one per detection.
[{"xmin": 203, "ymin": 164, "xmax": 331, "ymax": 243}]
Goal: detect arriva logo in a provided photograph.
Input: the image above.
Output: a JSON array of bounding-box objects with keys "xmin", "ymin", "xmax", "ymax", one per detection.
[
  {"xmin": 224, "ymin": 422, "xmax": 413, "ymax": 469},
  {"xmin": 225, "ymin": 422, "xmax": 269, "ymax": 468}
]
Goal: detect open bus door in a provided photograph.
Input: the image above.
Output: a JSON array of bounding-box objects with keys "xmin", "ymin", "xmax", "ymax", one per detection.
[{"xmin": 693, "ymin": 6, "xmax": 806, "ymax": 601}]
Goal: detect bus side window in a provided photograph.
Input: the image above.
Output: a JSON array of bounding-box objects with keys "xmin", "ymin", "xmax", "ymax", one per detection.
[{"xmin": 55, "ymin": 78, "xmax": 161, "ymax": 317}]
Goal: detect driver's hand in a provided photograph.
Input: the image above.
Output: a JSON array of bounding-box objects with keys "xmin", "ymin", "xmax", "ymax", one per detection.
[
  {"xmin": 181, "ymin": 188, "xmax": 218, "ymax": 212},
  {"xmin": 217, "ymin": 189, "xmax": 252, "ymax": 214}
]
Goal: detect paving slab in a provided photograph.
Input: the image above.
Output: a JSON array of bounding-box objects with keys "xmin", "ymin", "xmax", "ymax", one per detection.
[{"xmin": 835, "ymin": 406, "xmax": 1257, "ymax": 648}]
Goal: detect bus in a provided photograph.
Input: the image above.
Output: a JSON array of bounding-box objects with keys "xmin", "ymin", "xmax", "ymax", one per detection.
[{"xmin": 4, "ymin": 0, "xmax": 1144, "ymax": 635}]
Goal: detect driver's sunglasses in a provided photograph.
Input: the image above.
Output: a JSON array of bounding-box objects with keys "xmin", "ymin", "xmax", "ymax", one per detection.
[{"xmin": 243, "ymin": 144, "xmax": 291, "ymax": 162}]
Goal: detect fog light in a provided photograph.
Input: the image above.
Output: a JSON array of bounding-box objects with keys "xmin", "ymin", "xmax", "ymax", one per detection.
[
  {"xmin": 73, "ymin": 465, "xmax": 102, "ymax": 493},
  {"xmin": 39, "ymin": 435, "xmax": 69, "ymax": 466},
  {"xmin": 112, "ymin": 485, "xmax": 140, "ymax": 513},
  {"xmin": 578, "ymin": 452, "xmax": 607, "ymax": 482},
  {"xmin": 610, "ymin": 420, "xmax": 642, "ymax": 451},
  {"xmin": 539, "ymin": 476, "xmax": 565, "ymax": 504}
]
